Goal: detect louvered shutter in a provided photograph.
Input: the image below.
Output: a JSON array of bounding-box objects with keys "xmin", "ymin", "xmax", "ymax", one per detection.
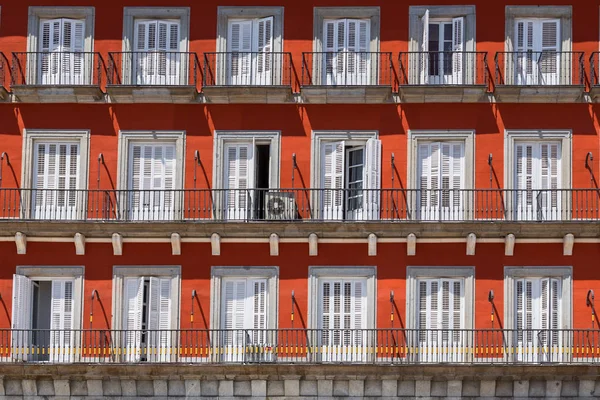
[
  {"xmin": 50, "ymin": 280, "xmax": 74, "ymax": 361},
  {"xmin": 11, "ymin": 275, "xmax": 33, "ymax": 360},
  {"xmin": 255, "ymin": 17, "xmax": 273, "ymax": 85},
  {"xmin": 129, "ymin": 144, "xmax": 176, "ymax": 220},
  {"xmin": 159, "ymin": 21, "xmax": 180, "ymax": 84},
  {"xmin": 514, "ymin": 143, "xmax": 534, "ymax": 220},
  {"xmin": 451, "ymin": 17, "xmax": 464, "ymax": 84},
  {"xmin": 147, "ymin": 277, "xmax": 172, "ymax": 360},
  {"xmin": 540, "ymin": 20, "xmax": 560, "ymax": 85},
  {"xmin": 323, "ymin": 20, "xmax": 336, "ymax": 85},
  {"xmin": 515, "ymin": 20, "xmax": 535, "ymax": 84},
  {"xmin": 123, "ymin": 277, "xmax": 144, "ymax": 362},
  {"xmin": 61, "ymin": 20, "xmax": 85, "ymax": 84},
  {"xmin": 39, "ymin": 19, "xmax": 61, "ymax": 84},
  {"xmin": 539, "ymin": 142, "xmax": 560, "ymax": 219},
  {"xmin": 321, "ymin": 141, "xmax": 345, "ymax": 220},
  {"xmin": 228, "ymin": 20, "xmax": 253, "ymax": 85},
  {"xmin": 418, "ymin": 143, "xmax": 440, "ymax": 220},
  {"xmin": 224, "ymin": 143, "xmax": 254, "ymax": 220},
  {"xmin": 440, "ymin": 143, "xmax": 464, "ymax": 220},
  {"xmin": 515, "ymin": 279, "xmax": 534, "ymax": 348},
  {"xmin": 249, "ymin": 279, "xmax": 268, "ymax": 348},
  {"xmin": 364, "ymin": 138, "xmax": 381, "ymax": 220},
  {"xmin": 32, "ymin": 142, "xmax": 80, "ymax": 220},
  {"xmin": 420, "ymin": 10, "xmax": 430, "ymax": 84},
  {"xmin": 222, "ymin": 279, "xmax": 246, "ymax": 359},
  {"xmin": 134, "ymin": 20, "xmax": 151, "ymax": 83}
]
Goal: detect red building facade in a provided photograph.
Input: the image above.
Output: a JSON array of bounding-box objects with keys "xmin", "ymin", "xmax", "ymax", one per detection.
[{"xmin": 0, "ymin": 0, "xmax": 599, "ymax": 383}]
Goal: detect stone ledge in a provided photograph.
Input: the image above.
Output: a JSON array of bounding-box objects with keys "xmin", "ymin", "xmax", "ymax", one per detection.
[{"xmin": 0, "ymin": 220, "xmax": 598, "ymax": 239}]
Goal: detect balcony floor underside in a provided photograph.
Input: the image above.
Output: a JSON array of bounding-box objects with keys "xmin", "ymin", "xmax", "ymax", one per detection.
[
  {"xmin": 106, "ymin": 85, "xmax": 198, "ymax": 103},
  {"xmin": 494, "ymin": 85, "xmax": 585, "ymax": 103},
  {"xmin": 0, "ymin": 220, "xmax": 598, "ymax": 239},
  {"xmin": 11, "ymin": 85, "xmax": 104, "ymax": 103}
]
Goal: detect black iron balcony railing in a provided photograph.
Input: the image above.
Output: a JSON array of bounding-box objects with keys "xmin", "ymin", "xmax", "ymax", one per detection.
[
  {"xmin": 5, "ymin": 328, "xmax": 600, "ymax": 364},
  {"xmin": 398, "ymin": 51, "xmax": 488, "ymax": 86},
  {"xmin": 495, "ymin": 51, "xmax": 584, "ymax": 86},
  {"xmin": 0, "ymin": 188, "xmax": 599, "ymax": 222},
  {"xmin": 302, "ymin": 52, "xmax": 394, "ymax": 86},
  {"xmin": 11, "ymin": 52, "xmax": 103, "ymax": 86},
  {"xmin": 203, "ymin": 52, "xmax": 292, "ymax": 87},
  {"xmin": 0, "ymin": 53, "xmax": 7, "ymax": 89},
  {"xmin": 107, "ymin": 52, "xmax": 200, "ymax": 86},
  {"xmin": 589, "ymin": 52, "xmax": 600, "ymax": 86}
]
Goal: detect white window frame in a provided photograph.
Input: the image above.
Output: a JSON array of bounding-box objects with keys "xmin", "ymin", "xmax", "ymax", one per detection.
[
  {"xmin": 122, "ymin": 8, "xmax": 190, "ymax": 85},
  {"xmin": 311, "ymin": 130, "xmax": 381, "ymax": 220},
  {"xmin": 117, "ymin": 130, "xmax": 185, "ymax": 220},
  {"xmin": 406, "ymin": 266, "xmax": 475, "ymax": 331},
  {"xmin": 213, "ymin": 131, "xmax": 281, "ymax": 190},
  {"xmin": 408, "ymin": 6, "xmax": 475, "ymax": 85},
  {"xmin": 215, "ymin": 7, "xmax": 283, "ymax": 86},
  {"xmin": 504, "ymin": 130, "xmax": 571, "ymax": 220},
  {"xmin": 26, "ymin": 7, "xmax": 94, "ymax": 85},
  {"xmin": 406, "ymin": 267, "xmax": 474, "ymax": 363},
  {"xmin": 312, "ymin": 7, "xmax": 380, "ymax": 85},
  {"xmin": 112, "ymin": 266, "xmax": 181, "ymax": 332},
  {"xmin": 14, "ymin": 266, "xmax": 85, "ymax": 330},
  {"xmin": 210, "ymin": 266, "xmax": 279, "ymax": 331},
  {"xmin": 407, "ymin": 130, "xmax": 474, "ymax": 220},
  {"xmin": 27, "ymin": 7, "xmax": 94, "ymax": 53},
  {"xmin": 504, "ymin": 266, "xmax": 572, "ymax": 349},
  {"xmin": 504, "ymin": 6, "xmax": 572, "ymax": 85},
  {"xmin": 21, "ymin": 130, "xmax": 90, "ymax": 219}
]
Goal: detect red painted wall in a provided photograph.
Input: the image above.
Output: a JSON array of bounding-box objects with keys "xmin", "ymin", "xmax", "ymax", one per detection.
[{"xmin": 0, "ymin": 1, "xmax": 599, "ymax": 333}]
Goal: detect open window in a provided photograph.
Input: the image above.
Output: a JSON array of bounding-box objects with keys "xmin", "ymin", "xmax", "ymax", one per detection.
[
  {"xmin": 214, "ymin": 131, "xmax": 281, "ymax": 221},
  {"xmin": 122, "ymin": 277, "xmax": 173, "ymax": 362},
  {"xmin": 113, "ymin": 266, "xmax": 180, "ymax": 363},
  {"xmin": 11, "ymin": 268, "xmax": 84, "ymax": 363},
  {"xmin": 420, "ymin": 14, "xmax": 464, "ymax": 84},
  {"xmin": 313, "ymin": 133, "xmax": 381, "ymax": 221}
]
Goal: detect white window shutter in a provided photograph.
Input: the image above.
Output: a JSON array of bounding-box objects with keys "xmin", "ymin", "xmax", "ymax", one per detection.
[
  {"xmin": 224, "ymin": 143, "xmax": 254, "ymax": 220},
  {"xmin": 540, "ymin": 20, "xmax": 560, "ymax": 84},
  {"xmin": 352, "ymin": 280, "xmax": 365, "ymax": 331},
  {"xmin": 228, "ymin": 20, "xmax": 253, "ymax": 85},
  {"xmin": 50, "ymin": 280, "xmax": 74, "ymax": 361},
  {"xmin": 323, "ymin": 20, "xmax": 336, "ymax": 85},
  {"xmin": 148, "ymin": 277, "xmax": 172, "ymax": 359},
  {"xmin": 12, "ymin": 275, "xmax": 33, "ymax": 331},
  {"xmin": 452, "ymin": 17, "xmax": 464, "ymax": 84},
  {"xmin": 256, "ymin": 16, "xmax": 273, "ymax": 79},
  {"xmin": 420, "ymin": 10, "xmax": 430, "ymax": 84},
  {"xmin": 321, "ymin": 141, "xmax": 345, "ymax": 220},
  {"xmin": 251, "ymin": 279, "xmax": 267, "ymax": 331},
  {"xmin": 123, "ymin": 277, "xmax": 144, "ymax": 361},
  {"xmin": 222, "ymin": 279, "xmax": 247, "ymax": 354},
  {"xmin": 364, "ymin": 138, "xmax": 381, "ymax": 220}
]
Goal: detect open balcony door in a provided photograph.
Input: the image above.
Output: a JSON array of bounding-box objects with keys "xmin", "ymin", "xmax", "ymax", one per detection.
[
  {"xmin": 223, "ymin": 143, "xmax": 254, "ymax": 221},
  {"xmin": 11, "ymin": 275, "xmax": 33, "ymax": 362},
  {"xmin": 228, "ymin": 17, "xmax": 273, "ymax": 86}
]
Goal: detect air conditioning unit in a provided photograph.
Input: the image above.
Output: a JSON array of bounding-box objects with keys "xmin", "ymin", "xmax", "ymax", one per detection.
[{"xmin": 264, "ymin": 191, "xmax": 296, "ymax": 220}]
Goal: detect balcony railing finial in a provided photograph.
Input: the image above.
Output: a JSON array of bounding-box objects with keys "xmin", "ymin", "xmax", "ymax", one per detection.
[
  {"xmin": 292, "ymin": 154, "xmax": 297, "ymax": 189},
  {"xmin": 193, "ymin": 151, "xmax": 201, "ymax": 189}
]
